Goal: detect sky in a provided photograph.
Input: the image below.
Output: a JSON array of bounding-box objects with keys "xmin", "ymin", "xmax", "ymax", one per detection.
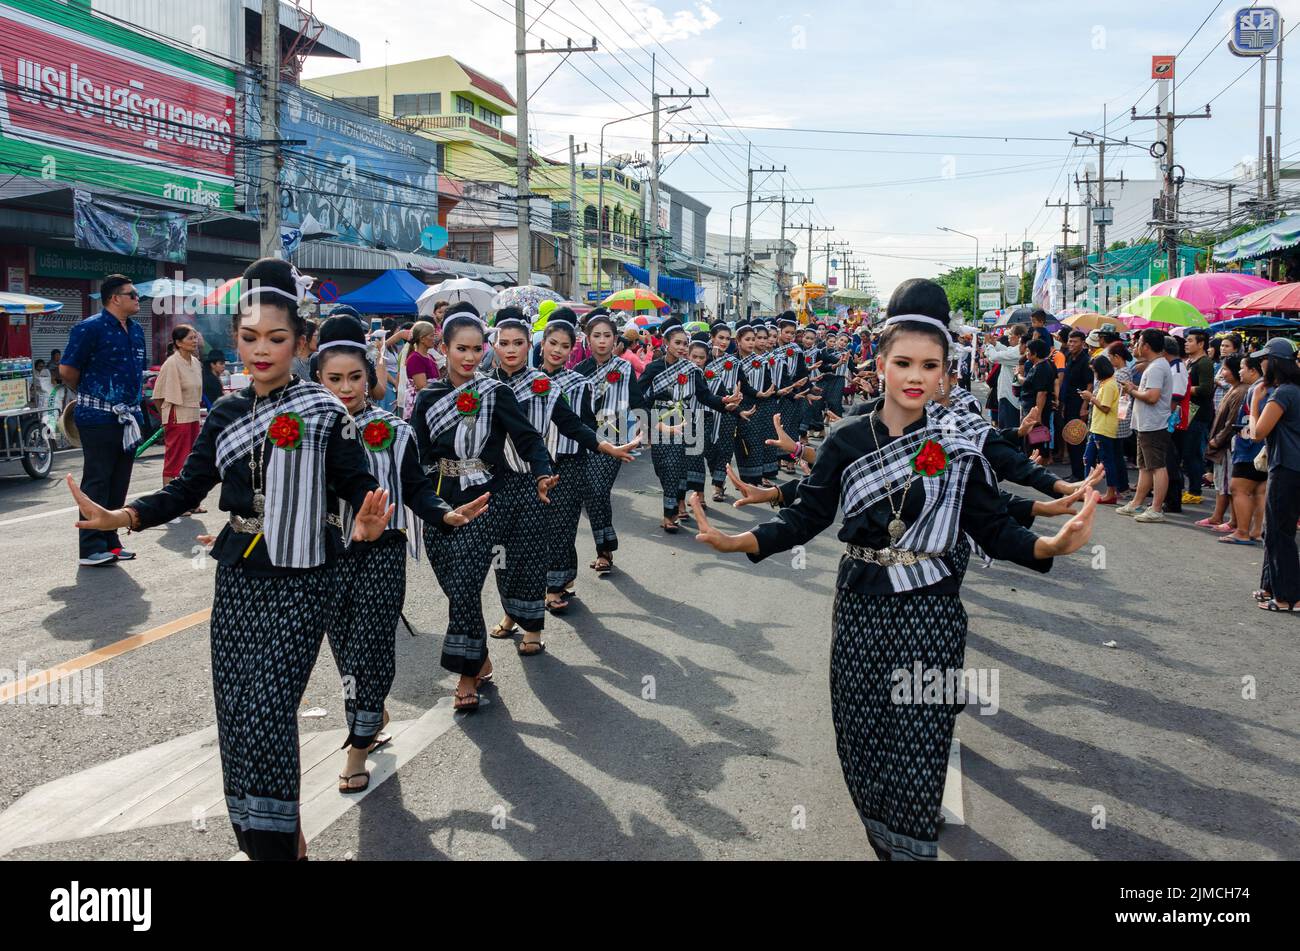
[{"xmin": 302, "ymin": 0, "xmax": 1300, "ymax": 301}]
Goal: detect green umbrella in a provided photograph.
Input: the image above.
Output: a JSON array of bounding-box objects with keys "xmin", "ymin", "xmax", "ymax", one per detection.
[{"xmin": 1119, "ymin": 293, "xmax": 1210, "ymax": 328}]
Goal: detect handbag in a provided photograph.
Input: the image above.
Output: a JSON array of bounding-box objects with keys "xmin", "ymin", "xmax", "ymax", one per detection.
[
  {"xmin": 1027, "ymin": 424, "xmax": 1051, "ymax": 446},
  {"xmin": 1255, "ymin": 445, "xmax": 1269, "ymax": 473}
]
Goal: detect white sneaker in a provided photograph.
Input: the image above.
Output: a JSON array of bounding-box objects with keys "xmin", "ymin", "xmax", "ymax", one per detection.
[
  {"xmin": 1134, "ymin": 509, "xmax": 1166, "ymax": 523},
  {"xmin": 1115, "ymin": 502, "xmax": 1142, "ymax": 517},
  {"xmin": 78, "ymin": 551, "xmax": 117, "ymax": 567}
]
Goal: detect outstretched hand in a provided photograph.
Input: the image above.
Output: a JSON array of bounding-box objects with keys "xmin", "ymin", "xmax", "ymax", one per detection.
[
  {"xmin": 1036, "ymin": 489, "xmax": 1100, "ymax": 558},
  {"xmin": 536, "ymin": 474, "xmax": 560, "ymax": 504},
  {"xmin": 690, "ymin": 493, "xmax": 757, "ymax": 554},
  {"xmin": 68, "ymin": 474, "xmax": 129, "ymax": 531},
  {"xmin": 726, "ymin": 464, "xmax": 780, "ymax": 508},
  {"xmin": 444, "ymin": 491, "xmax": 490, "ymax": 528},
  {"xmin": 764, "ymin": 412, "xmax": 797, "ymax": 453},
  {"xmin": 601, "ymin": 436, "xmax": 640, "ymax": 463},
  {"xmin": 352, "ymin": 489, "xmax": 395, "ymax": 542}
]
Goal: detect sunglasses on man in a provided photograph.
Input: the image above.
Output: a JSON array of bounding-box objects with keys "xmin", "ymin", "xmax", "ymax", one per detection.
[{"xmin": 115, "ymin": 290, "xmax": 139, "ymax": 300}]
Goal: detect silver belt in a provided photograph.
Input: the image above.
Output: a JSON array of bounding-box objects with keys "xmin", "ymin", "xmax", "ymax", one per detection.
[
  {"xmin": 229, "ymin": 513, "xmax": 264, "ymax": 533},
  {"xmin": 845, "ymin": 544, "xmax": 937, "ymax": 568},
  {"xmin": 326, "ymin": 513, "xmax": 343, "ymax": 528},
  {"xmin": 438, "ymin": 457, "xmax": 491, "ymax": 478}
]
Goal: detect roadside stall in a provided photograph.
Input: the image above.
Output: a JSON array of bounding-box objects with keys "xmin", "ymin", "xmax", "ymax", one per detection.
[{"xmin": 0, "ymin": 293, "xmax": 61, "ymax": 478}]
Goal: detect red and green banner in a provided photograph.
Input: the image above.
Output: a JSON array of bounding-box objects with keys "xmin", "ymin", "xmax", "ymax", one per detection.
[{"xmin": 0, "ymin": 0, "xmax": 237, "ymax": 209}]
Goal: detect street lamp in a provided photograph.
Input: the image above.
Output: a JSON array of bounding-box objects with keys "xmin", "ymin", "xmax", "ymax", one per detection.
[
  {"xmin": 938, "ymin": 225, "xmax": 979, "ymax": 318},
  {"xmin": 596, "ymin": 104, "xmax": 690, "ymax": 298}
]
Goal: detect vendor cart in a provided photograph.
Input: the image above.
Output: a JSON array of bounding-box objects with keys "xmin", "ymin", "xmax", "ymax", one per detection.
[{"xmin": 0, "ymin": 405, "xmax": 53, "ymax": 478}]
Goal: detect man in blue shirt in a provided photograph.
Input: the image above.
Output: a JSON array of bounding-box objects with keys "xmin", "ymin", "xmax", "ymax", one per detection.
[{"xmin": 60, "ymin": 274, "xmax": 146, "ymax": 566}]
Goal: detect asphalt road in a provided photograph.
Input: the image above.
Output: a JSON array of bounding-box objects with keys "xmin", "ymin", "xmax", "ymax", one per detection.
[{"xmin": 0, "ymin": 432, "xmax": 1296, "ymax": 861}]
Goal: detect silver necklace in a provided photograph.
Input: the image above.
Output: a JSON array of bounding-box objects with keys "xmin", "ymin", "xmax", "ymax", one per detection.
[
  {"xmin": 248, "ymin": 387, "xmax": 288, "ymax": 515},
  {"xmin": 867, "ymin": 411, "xmax": 917, "ymax": 546}
]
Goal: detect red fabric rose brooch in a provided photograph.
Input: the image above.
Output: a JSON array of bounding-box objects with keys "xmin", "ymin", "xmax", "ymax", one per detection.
[
  {"xmin": 268, "ymin": 412, "xmax": 303, "ymax": 451},
  {"xmin": 362, "ymin": 419, "xmax": 395, "ymax": 452},
  {"xmin": 606, "ymin": 370, "xmax": 622, "ymax": 384},
  {"xmin": 704, "ymin": 369, "xmax": 716, "ymax": 380},
  {"xmin": 767, "ymin": 357, "xmax": 776, "ymax": 367},
  {"xmin": 531, "ymin": 377, "xmax": 551, "ymax": 395},
  {"xmin": 676, "ymin": 373, "xmax": 688, "ymax": 385},
  {"xmin": 456, "ymin": 390, "xmax": 481, "ymax": 417},
  {"xmin": 913, "ymin": 439, "xmax": 948, "ymax": 477},
  {"xmin": 723, "ymin": 360, "xmax": 734, "ymax": 370}
]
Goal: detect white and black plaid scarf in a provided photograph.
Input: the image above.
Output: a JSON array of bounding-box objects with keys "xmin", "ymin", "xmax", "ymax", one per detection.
[
  {"xmin": 422, "ymin": 374, "xmax": 503, "ymax": 491},
  {"xmin": 550, "ymin": 369, "xmax": 594, "ymax": 456},
  {"xmin": 647, "ymin": 360, "xmax": 702, "ymax": 406},
  {"xmin": 215, "ymin": 382, "xmax": 346, "ymax": 569},
  {"xmin": 946, "ymin": 385, "xmax": 984, "ymax": 419},
  {"xmin": 840, "ymin": 403, "xmax": 995, "ymax": 592},
  {"xmin": 500, "ymin": 367, "xmax": 561, "ymax": 472},
  {"xmin": 340, "ymin": 405, "xmax": 412, "ymax": 547},
  {"xmin": 742, "ymin": 354, "xmax": 768, "ymax": 392}
]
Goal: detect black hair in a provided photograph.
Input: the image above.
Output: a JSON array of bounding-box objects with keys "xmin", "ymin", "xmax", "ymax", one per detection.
[
  {"xmin": 735, "ymin": 325, "xmax": 755, "ymax": 339},
  {"xmin": 1026, "ymin": 338, "xmax": 1050, "ymax": 360},
  {"xmin": 1164, "ymin": 335, "xmax": 1184, "ymax": 358},
  {"xmin": 879, "ymin": 278, "xmax": 952, "ymax": 360},
  {"xmin": 1264, "ymin": 349, "xmax": 1300, "ymax": 387},
  {"xmin": 1186, "ymin": 328, "xmax": 1210, "ymax": 347},
  {"xmin": 1244, "ymin": 355, "xmax": 1264, "ymax": 376},
  {"xmin": 1091, "ymin": 354, "xmax": 1114, "ymax": 380},
  {"xmin": 547, "ymin": 306, "xmax": 577, "ymax": 325},
  {"xmin": 1223, "ymin": 332, "xmax": 1244, "ymax": 353},
  {"xmin": 205, "ymin": 350, "xmax": 227, "ymax": 366},
  {"xmin": 1107, "ymin": 341, "xmax": 1132, "ymax": 362},
  {"xmin": 1068, "ymin": 329, "xmax": 1086, "ymax": 341},
  {"xmin": 444, "ymin": 300, "xmax": 481, "ymax": 319},
  {"xmin": 663, "ymin": 324, "xmax": 688, "ymax": 343},
  {"xmin": 314, "ymin": 314, "xmax": 370, "ymax": 375},
  {"xmin": 1222, "ymin": 353, "xmax": 1243, "ymax": 382},
  {"xmin": 1099, "ymin": 330, "xmax": 1120, "ymax": 344},
  {"xmin": 688, "ymin": 341, "xmax": 710, "ymax": 357},
  {"xmin": 171, "ymin": 324, "xmax": 194, "ymax": 345},
  {"xmin": 237, "ymin": 257, "xmax": 308, "ymax": 338},
  {"xmin": 443, "ymin": 313, "xmax": 487, "ymax": 347},
  {"xmin": 1030, "ymin": 308, "xmax": 1050, "ymax": 324},
  {"xmin": 542, "ymin": 320, "xmax": 576, "ymax": 344},
  {"xmin": 100, "ymin": 274, "xmax": 133, "ymax": 303},
  {"xmin": 711, "ymin": 323, "xmax": 732, "ymax": 339},
  {"xmin": 1138, "ymin": 328, "xmax": 1166, "ymax": 354},
  {"xmin": 585, "ymin": 312, "xmax": 617, "ymax": 336}
]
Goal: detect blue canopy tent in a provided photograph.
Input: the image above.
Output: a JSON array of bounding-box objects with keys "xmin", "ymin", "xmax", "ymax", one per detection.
[
  {"xmin": 621, "ymin": 263, "xmax": 696, "ymax": 303},
  {"xmin": 1212, "ymin": 315, "xmax": 1300, "ymax": 333},
  {"xmin": 335, "ymin": 269, "xmax": 429, "ymax": 314}
]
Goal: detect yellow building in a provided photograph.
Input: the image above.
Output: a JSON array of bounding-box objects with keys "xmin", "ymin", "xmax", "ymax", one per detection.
[
  {"xmin": 532, "ymin": 160, "xmax": 646, "ymax": 295},
  {"xmin": 305, "ymin": 56, "xmax": 519, "ymax": 182}
]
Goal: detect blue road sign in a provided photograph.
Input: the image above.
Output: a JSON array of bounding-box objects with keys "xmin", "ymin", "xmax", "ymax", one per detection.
[
  {"xmin": 1231, "ymin": 7, "xmax": 1281, "ymax": 55},
  {"xmin": 587, "ymin": 291, "xmax": 602, "ymax": 302}
]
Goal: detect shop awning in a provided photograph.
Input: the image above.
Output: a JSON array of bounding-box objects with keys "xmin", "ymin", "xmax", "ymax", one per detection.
[
  {"xmin": 1213, "ymin": 214, "xmax": 1300, "ymax": 263},
  {"xmin": 621, "ymin": 263, "xmax": 696, "ymax": 303}
]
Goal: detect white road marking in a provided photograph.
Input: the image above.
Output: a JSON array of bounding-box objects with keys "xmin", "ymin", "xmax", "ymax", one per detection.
[
  {"xmin": 0, "ymin": 702, "xmax": 460, "ymax": 858},
  {"xmin": 0, "ymin": 491, "xmax": 151, "ymax": 529},
  {"xmin": 941, "ymin": 738, "xmax": 965, "ymax": 826}
]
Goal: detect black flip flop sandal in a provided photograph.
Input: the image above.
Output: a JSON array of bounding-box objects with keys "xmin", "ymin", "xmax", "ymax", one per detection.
[
  {"xmin": 338, "ymin": 771, "xmax": 370, "ymax": 794},
  {"xmin": 489, "ymin": 622, "xmax": 516, "ymax": 639},
  {"xmin": 517, "ymin": 639, "xmax": 547, "ymax": 656},
  {"xmin": 453, "ymin": 689, "xmax": 480, "ymax": 713}
]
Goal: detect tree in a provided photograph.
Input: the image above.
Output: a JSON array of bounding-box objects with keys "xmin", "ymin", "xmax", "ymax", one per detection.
[{"xmin": 934, "ymin": 266, "xmax": 978, "ymax": 316}]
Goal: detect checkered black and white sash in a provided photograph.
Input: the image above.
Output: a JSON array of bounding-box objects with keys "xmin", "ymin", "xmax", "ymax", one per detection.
[
  {"xmin": 214, "ymin": 382, "xmax": 346, "ymax": 569},
  {"xmin": 550, "ymin": 369, "xmax": 593, "ymax": 456},
  {"xmin": 840, "ymin": 404, "xmax": 995, "ymax": 592},
  {"xmin": 780, "ymin": 344, "xmax": 802, "ymax": 380},
  {"xmin": 946, "ymin": 385, "xmax": 985, "ymax": 420},
  {"xmin": 587, "ymin": 355, "xmax": 633, "ymax": 418},
  {"xmin": 501, "ymin": 368, "xmax": 561, "ymax": 472},
  {"xmin": 803, "ymin": 347, "xmax": 822, "ymax": 381},
  {"xmin": 647, "ymin": 361, "xmax": 700, "ymax": 406},
  {"xmin": 340, "ymin": 405, "xmax": 412, "ymax": 547},
  {"xmin": 422, "ymin": 374, "xmax": 503, "ymax": 490},
  {"xmin": 742, "ymin": 355, "xmax": 768, "ymax": 393},
  {"xmin": 703, "ymin": 355, "xmax": 739, "ymax": 439}
]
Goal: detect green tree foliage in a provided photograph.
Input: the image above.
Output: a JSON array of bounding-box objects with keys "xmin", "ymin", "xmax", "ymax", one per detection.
[{"xmin": 934, "ymin": 266, "xmax": 977, "ymax": 315}]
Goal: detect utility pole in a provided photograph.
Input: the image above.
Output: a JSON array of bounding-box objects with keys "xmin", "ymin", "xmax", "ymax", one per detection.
[
  {"xmin": 1071, "ymin": 120, "xmax": 1128, "ymax": 269},
  {"xmin": 258, "ymin": 0, "xmax": 280, "ymax": 257},
  {"xmin": 800, "ymin": 221, "xmax": 834, "ymax": 281},
  {"xmin": 824, "ymin": 240, "xmax": 850, "ymax": 289},
  {"xmin": 515, "ymin": 5, "xmax": 597, "ymax": 285},
  {"xmin": 749, "ymin": 192, "xmax": 812, "ymax": 310},
  {"xmin": 741, "ymin": 157, "xmax": 785, "ymax": 317},
  {"xmin": 568, "ymin": 135, "xmax": 587, "ymax": 300},
  {"xmin": 1131, "ymin": 102, "xmax": 1211, "ymax": 278},
  {"xmin": 649, "ymin": 74, "xmax": 709, "ymax": 293},
  {"xmin": 1045, "ymin": 198, "xmax": 1081, "ymax": 308}
]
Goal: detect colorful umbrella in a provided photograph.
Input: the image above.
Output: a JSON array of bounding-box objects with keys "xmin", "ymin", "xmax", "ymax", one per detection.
[
  {"xmin": 492, "ymin": 284, "xmax": 565, "ymax": 317},
  {"xmin": 601, "ymin": 287, "xmax": 668, "ymax": 311},
  {"xmin": 631, "ymin": 313, "xmax": 666, "ymax": 329},
  {"xmin": 417, "ymin": 278, "xmax": 496, "ymax": 317},
  {"xmin": 1144, "ymin": 273, "xmax": 1276, "ymax": 322},
  {"xmin": 199, "ymin": 277, "xmax": 243, "ymax": 313},
  {"xmin": 1217, "ymin": 281, "xmax": 1300, "ymax": 315},
  {"xmin": 684, "ymin": 320, "xmax": 710, "ymax": 333},
  {"xmin": 0, "ymin": 291, "xmax": 64, "ymax": 315},
  {"xmin": 1115, "ymin": 294, "xmax": 1209, "ymax": 329},
  {"xmin": 1062, "ymin": 312, "xmax": 1121, "ymax": 332}
]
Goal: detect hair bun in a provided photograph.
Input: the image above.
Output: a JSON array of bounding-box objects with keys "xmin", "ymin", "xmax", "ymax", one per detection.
[{"xmin": 317, "ymin": 313, "xmax": 368, "ymax": 348}]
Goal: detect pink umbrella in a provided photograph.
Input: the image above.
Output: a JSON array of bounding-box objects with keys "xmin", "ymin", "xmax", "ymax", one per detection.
[{"xmin": 1145, "ymin": 273, "xmax": 1276, "ymax": 322}]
